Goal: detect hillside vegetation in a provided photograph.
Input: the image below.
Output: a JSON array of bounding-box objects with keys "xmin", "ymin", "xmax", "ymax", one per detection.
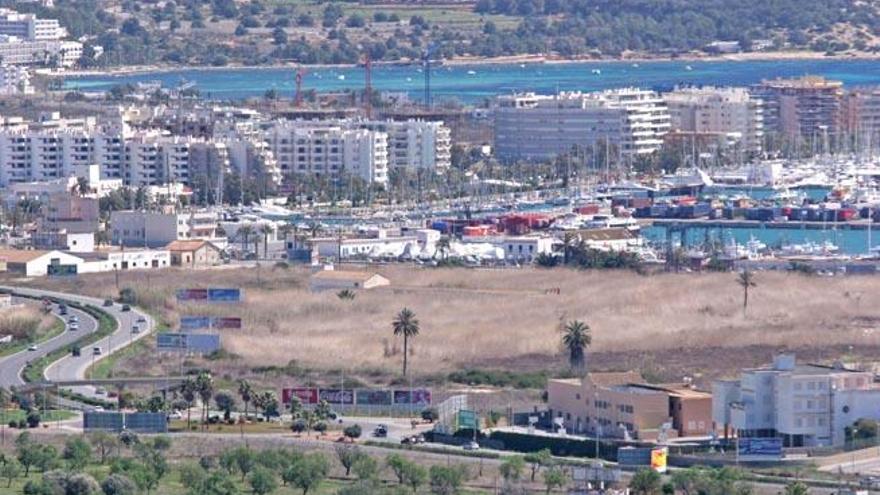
[{"xmin": 7, "ymin": 0, "xmax": 880, "ymax": 69}]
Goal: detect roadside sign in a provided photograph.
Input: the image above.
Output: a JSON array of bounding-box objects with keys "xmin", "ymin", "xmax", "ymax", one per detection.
[
  {"xmin": 650, "ymin": 447, "xmax": 668, "ymax": 473},
  {"xmin": 207, "ymin": 288, "xmax": 242, "ymax": 303},
  {"xmin": 738, "ymin": 438, "xmax": 783, "ymax": 459},
  {"xmin": 457, "ymin": 410, "xmax": 478, "ymax": 430}
]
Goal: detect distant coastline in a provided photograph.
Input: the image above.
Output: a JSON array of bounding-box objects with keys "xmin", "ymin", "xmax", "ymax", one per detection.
[{"xmin": 53, "ymin": 50, "xmax": 880, "ymax": 79}]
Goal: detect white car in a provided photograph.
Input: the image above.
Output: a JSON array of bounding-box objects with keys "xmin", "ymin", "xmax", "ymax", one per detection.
[
  {"xmin": 69, "ymin": 322, "xmax": 79, "ymax": 331},
  {"xmin": 463, "ymin": 441, "xmax": 480, "ymax": 451},
  {"xmin": 68, "ymin": 315, "xmax": 79, "ymax": 323},
  {"xmin": 27, "ymin": 344, "xmax": 37, "ymax": 351}
]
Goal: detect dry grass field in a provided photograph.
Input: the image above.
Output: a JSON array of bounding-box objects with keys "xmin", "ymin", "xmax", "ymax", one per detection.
[{"xmin": 16, "ymin": 265, "xmax": 880, "ymax": 387}]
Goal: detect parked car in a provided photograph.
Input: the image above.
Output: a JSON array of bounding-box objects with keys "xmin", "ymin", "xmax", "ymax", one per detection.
[
  {"xmin": 68, "ymin": 322, "xmax": 79, "ymax": 331},
  {"xmin": 136, "ymin": 316, "xmax": 147, "ymax": 324},
  {"xmin": 463, "ymin": 441, "xmax": 480, "ymax": 451},
  {"xmin": 27, "ymin": 344, "xmax": 37, "ymax": 351},
  {"xmin": 121, "ymin": 304, "xmax": 131, "ymax": 312},
  {"xmin": 103, "ymin": 299, "xmax": 113, "ymax": 307},
  {"xmin": 131, "ymin": 325, "xmax": 140, "ymax": 334},
  {"xmin": 92, "ymin": 346, "xmax": 102, "ymax": 356},
  {"xmin": 58, "ymin": 304, "xmax": 67, "ymax": 315},
  {"xmin": 68, "ymin": 315, "xmax": 78, "ymax": 323},
  {"xmin": 373, "ymin": 425, "xmax": 388, "ymax": 437}
]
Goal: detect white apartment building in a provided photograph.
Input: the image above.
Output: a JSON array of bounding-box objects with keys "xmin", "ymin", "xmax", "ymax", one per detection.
[
  {"xmin": 0, "ymin": 9, "xmax": 65, "ymax": 40},
  {"xmin": 362, "ymin": 120, "xmax": 451, "ymax": 171},
  {"xmin": 494, "ymin": 89, "xmax": 670, "ymax": 162},
  {"xmin": 0, "ymin": 35, "xmax": 81, "ymax": 67},
  {"xmin": 110, "ymin": 209, "xmax": 222, "ymax": 248},
  {"xmin": 0, "ymin": 64, "xmax": 32, "ymax": 95},
  {"xmin": 265, "ymin": 122, "xmax": 388, "ymax": 185},
  {"xmin": 713, "ymin": 354, "xmax": 880, "ymax": 448},
  {"xmin": 664, "ymin": 86, "xmax": 764, "ymax": 153}
]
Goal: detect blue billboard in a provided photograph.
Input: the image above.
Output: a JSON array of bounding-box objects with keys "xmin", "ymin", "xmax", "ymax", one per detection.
[
  {"xmin": 738, "ymin": 438, "xmax": 783, "ymax": 459},
  {"xmin": 157, "ymin": 333, "xmax": 187, "ymax": 350},
  {"xmin": 207, "ymin": 288, "xmax": 242, "ymax": 303},
  {"xmin": 157, "ymin": 333, "xmax": 221, "ymax": 353},
  {"xmin": 180, "ymin": 316, "xmax": 211, "ymax": 331}
]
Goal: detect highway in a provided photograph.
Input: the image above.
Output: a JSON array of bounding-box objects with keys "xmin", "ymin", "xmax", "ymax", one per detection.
[
  {"xmin": 0, "ymin": 300, "xmax": 96, "ymax": 389},
  {"xmin": 0, "ymin": 286, "xmax": 155, "ymax": 404}
]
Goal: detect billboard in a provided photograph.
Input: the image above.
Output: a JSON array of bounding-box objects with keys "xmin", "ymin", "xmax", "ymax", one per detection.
[
  {"xmin": 83, "ymin": 411, "xmax": 124, "ymax": 431},
  {"xmin": 319, "ymin": 388, "xmax": 354, "ymax": 405},
  {"xmin": 457, "ymin": 410, "xmax": 478, "ymax": 430},
  {"xmin": 208, "ymin": 288, "xmax": 242, "ymax": 303},
  {"xmin": 355, "ymin": 389, "xmax": 392, "ymax": 406},
  {"xmin": 650, "ymin": 447, "xmax": 668, "ymax": 473},
  {"xmin": 48, "ymin": 264, "xmax": 78, "ymax": 277},
  {"xmin": 393, "ymin": 389, "xmax": 432, "ymax": 406},
  {"xmin": 124, "ymin": 412, "xmax": 168, "ymax": 433},
  {"xmin": 157, "ymin": 333, "xmax": 221, "ymax": 353},
  {"xmin": 180, "ymin": 316, "xmax": 211, "ymax": 331},
  {"xmin": 282, "ymin": 388, "xmax": 318, "ymax": 405},
  {"xmin": 176, "ymin": 289, "xmax": 208, "ymax": 302},
  {"xmin": 180, "ymin": 316, "xmax": 242, "ymax": 331},
  {"xmin": 157, "ymin": 333, "xmax": 187, "ymax": 350},
  {"xmin": 186, "ymin": 333, "xmax": 221, "ymax": 354},
  {"xmin": 212, "ymin": 317, "xmax": 242, "ymax": 329},
  {"xmin": 738, "ymin": 438, "xmax": 783, "ymax": 459}
]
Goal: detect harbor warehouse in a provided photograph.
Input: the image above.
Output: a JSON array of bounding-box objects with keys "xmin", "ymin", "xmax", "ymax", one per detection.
[{"xmin": 0, "ymin": 249, "xmax": 83, "ymax": 277}]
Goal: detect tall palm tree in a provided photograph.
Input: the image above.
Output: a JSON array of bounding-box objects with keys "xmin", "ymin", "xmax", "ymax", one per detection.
[
  {"xmin": 278, "ymin": 223, "xmax": 294, "ymax": 249},
  {"xmin": 737, "ymin": 269, "xmax": 757, "ymax": 315},
  {"xmin": 436, "ymin": 237, "xmax": 451, "ymax": 261},
  {"xmin": 237, "ymin": 379, "xmax": 253, "ymax": 433},
  {"xmin": 180, "ymin": 377, "xmax": 197, "ymax": 430},
  {"xmin": 195, "ymin": 372, "xmax": 214, "ymax": 430},
  {"xmin": 561, "ymin": 320, "xmax": 591, "ymax": 373},
  {"xmin": 259, "ymin": 224, "xmax": 274, "ymax": 259},
  {"xmin": 237, "ymin": 224, "xmax": 253, "ymax": 256},
  {"xmin": 308, "ymin": 221, "xmax": 322, "ymax": 238},
  {"xmin": 392, "ymin": 308, "xmax": 420, "ymax": 376}
]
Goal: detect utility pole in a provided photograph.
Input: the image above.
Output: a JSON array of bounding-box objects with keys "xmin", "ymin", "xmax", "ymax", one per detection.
[{"xmin": 363, "ymin": 52, "xmax": 372, "ymax": 119}]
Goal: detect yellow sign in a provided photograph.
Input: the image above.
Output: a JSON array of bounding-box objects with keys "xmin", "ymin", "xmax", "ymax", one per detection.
[{"xmin": 650, "ymin": 447, "xmax": 668, "ymax": 473}]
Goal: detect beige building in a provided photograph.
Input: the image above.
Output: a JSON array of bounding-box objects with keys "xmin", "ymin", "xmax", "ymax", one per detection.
[
  {"xmin": 664, "ymin": 86, "xmax": 763, "ymax": 153},
  {"xmin": 166, "ymin": 240, "xmax": 222, "ymax": 267},
  {"xmin": 548, "ymin": 371, "xmax": 714, "ymax": 441},
  {"xmin": 308, "ymin": 270, "xmax": 390, "ymax": 292},
  {"xmin": 752, "ymin": 76, "xmax": 843, "ymax": 140}
]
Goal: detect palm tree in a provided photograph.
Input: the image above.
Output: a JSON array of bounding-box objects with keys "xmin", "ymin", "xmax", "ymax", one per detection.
[
  {"xmin": 195, "ymin": 372, "xmax": 214, "ymax": 430},
  {"xmin": 238, "ymin": 379, "xmax": 253, "ymax": 422},
  {"xmin": 237, "ymin": 224, "xmax": 253, "ymax": 256},
  {"xmin": 436, "ymin": 237, "xmax": 451, "ymax": 261},
  {"xmin": 308, "ymin": 221, "xmax": 322, "ymax": 238},
  {"xmin": 392, "ymin": 308, "xmax": 420, "ymax": 376},
  {"xmin": 259, "ymin": 224, "xmax": 274, "ymax": 259},
  {"xmin": 737, "ymin": 269, "xmax": 757, "ymax": 315},
  {"xmin": 278, "ymin": 223, "xmax": 293, "ymax": 249},
  {"xmin": 180, "ymin": 378, "xmax": 197, "ymax": 430},
  {"xmin": 561, "ymin": 320, "xmax": 591, "ymax": 373}
]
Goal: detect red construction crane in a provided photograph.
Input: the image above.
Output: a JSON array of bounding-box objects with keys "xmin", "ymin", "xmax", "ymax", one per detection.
[{"xmin": 294, "ymin": 67, "xmax": 306, "ymax": 107}]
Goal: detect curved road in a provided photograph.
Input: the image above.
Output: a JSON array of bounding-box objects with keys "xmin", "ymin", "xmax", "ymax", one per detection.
[
  {"xmin": 0, "ymin": 286, "xmax": 155, "ymax": 404},
  {"xmin": 0, "ymin": 301, "xmax": 96, "ymax": 389}
]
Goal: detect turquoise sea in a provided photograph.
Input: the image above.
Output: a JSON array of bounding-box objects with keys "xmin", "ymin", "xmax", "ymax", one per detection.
[{"xmin": 64, "ymin": 59, "xmax": 880, "ymax": 102}]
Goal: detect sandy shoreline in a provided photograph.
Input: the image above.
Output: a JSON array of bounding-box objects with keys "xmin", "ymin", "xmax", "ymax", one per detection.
[{"xmin": 54, "ymin": 50, "xmax": 880, "ymax": 78}]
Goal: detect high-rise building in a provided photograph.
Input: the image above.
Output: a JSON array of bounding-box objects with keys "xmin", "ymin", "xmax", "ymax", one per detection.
[
  {"xmin": 265, "ymin": 122, "xmax": 389, "ymax": 185},
  {"xmin": 493, "ymin": 89, "xmax": 670, "ymax": 162},
  {"xmin": 0, "ymin": 8, "xmax": 65, "ymax": 40},
  {"xmin": 664, "ymin": 86, "xmax": 764, "ymax": 153},
  {"xmin": 752, "ymin": 76, "xmax": 843, "ymax": 139},
  {"xmin": 361, "ymin": 120, "xmax": 451, "ymax": 171},
  {"xmin": 841, "ymin": 87, "xmax": 880, "ymax": 150}
]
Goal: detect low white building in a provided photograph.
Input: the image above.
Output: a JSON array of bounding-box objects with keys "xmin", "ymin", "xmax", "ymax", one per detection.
[
  {"xmin": 110, "ymin": 209, "xmax": 223, "ymax": 248},
  {"xmin": 462, "ymin": 235, "xmax": 555, "ymax": 263},
  {"xmin": 0, "ymin": 248, "xmax": 84, "ymax": 277},
  {"xmin": 78, "ymin": 248, "xmax": 171, "ymax": 273},
  {"xmin": 713, "ymin": 354, "xmax": 880, "ymax": 447}
]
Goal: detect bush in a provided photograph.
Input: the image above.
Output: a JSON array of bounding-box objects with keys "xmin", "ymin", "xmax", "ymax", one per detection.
[
  {"xmin": 101, "ymin": 473, "xmax": 137, "ymax": 495},
  {"xmin": 26, "ymin": 411, "xmax": 40, "ymax": 428},
  {"xmin": 343, "ymin": 424, "xmax": 362, "ymax": 440},
  {"xmin": 489, "ymin": 431, "xmax": 619, "ymax": 460},
  {"xmin": 447, "ymin": 369, "xmax": 548, "ymax": 389},
  {"xmin": 314, "ymin": 422, "xmax": 328, "ymax": 434},
  {"xmin": 421, "ymin": 408, "xmax": 439, "ymax": 423},
  {"xmin": 118, "ymin": 287, "xmax": 137, "ymax": 305}
]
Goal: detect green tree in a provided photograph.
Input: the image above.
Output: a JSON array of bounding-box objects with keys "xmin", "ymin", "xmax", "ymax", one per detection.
[
  {"xmin": 0, "ymin": 459, "xmax": 20, "ymax": 488},
  {"xmin": 220, "ymin": 446, "xmax": 256, "ymax": 481},
  {"xmin": 392, "ymin": 307, "xmax": 420, "ymax": 376},
  {"xmin": 784, "ymin": 481, "xmax": 810, "ymax": 495},
  {"xmin": 180, "ymin": 377, "xmax": 198, "ymax": 429},
  {"xmin": 238, "ymin": 379, "xmax": 254, "ymax": 421},
  {"xmin": 561, "ymin": 320, "xmax": 591, "ymax": 373},
  {"xmin": 63, "ymin": 436, "xmax": 93, "ymax": 470},
  {"xmin": 630, "ymin": 468, "xmax": 662, "ymax": 495},
  {"xmin": 343, "ymin": 424, "xmax": 362, "ymax": 442},
  {"xmin": 195, "ymin": 372, "xmax": 215, "ymax": 429},
  {"xmin": 429, "ymin": 464, "xmax": 468, "ymax": 495},
  {"xmin": 214, "ymin": 391, "xmax": 236, "ymax": 421},
  {"xmin": 352, "ymin": 454, "xmax": 379, "ymax": 482},
  {"xmin": 401, "ymin": 462, "xmax": 427, "ymax": 493},
  {"xmin": 259, "ymin": 224, "xmax": 274, "ymax": 259},
  {"xmin": 336, "ymin": 445, "xmax": 364, "ymax": 477},
  {"xmin": 543, "ymin": 465, "xmax": 567, "ymax": 494},
  {"xmin": 499, "ymin": 455, "xmax": 525, "ymax": 483},
  {"xmin": 737, "ymin": 269, "xmax": 757, "ymax": 315},
  {"xmin": 249, "ymin": 466, "xmax": 279, "ymax": 495},
  {"xmin": 524, "ymin": 448, "xmax": 552, "ymax": 482},
  {"xmin": 285, "ymin": 453, "xmax": 329, "ymax": 495},
  {"xmin": 100, "ymin": 474, "xmax": 137, "ymax": 495}
]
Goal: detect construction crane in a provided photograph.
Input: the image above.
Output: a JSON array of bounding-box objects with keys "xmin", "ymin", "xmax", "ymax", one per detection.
[
  {"xmin": 422, "ymin": 42, "xmax": 439, "ymax": 110},
  {"xmin": 363, "ymin": 51, "xmax": 372, "ymax": 119},
  {"xmin": 294, "ymin": 67, "xmax": 307, "ymax": 107}
]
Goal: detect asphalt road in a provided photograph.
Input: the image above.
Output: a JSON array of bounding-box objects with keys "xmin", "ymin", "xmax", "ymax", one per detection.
[
  {"xmin": 0, "ymin": 286, "xmax": 155, "ymax": 403},
  {"xmin": 0, "ymin": 300, "xmax": 96, "ymax": 389}
]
